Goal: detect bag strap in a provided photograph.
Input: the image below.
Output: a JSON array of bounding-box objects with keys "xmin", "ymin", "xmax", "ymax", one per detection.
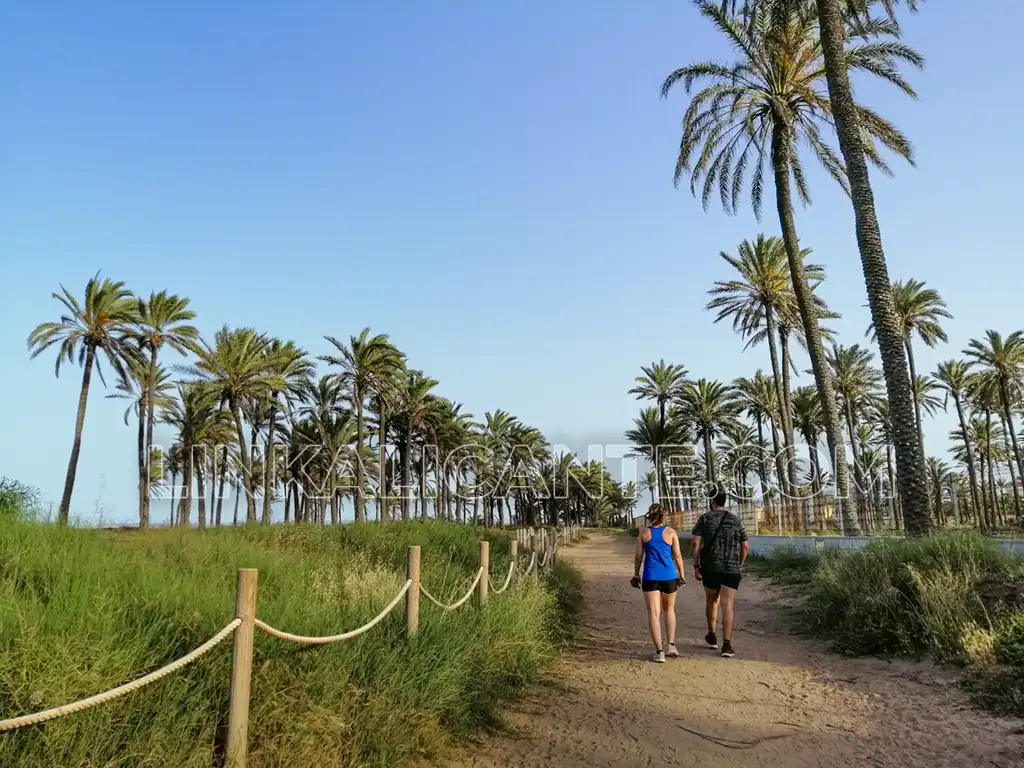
[{"xmin": 699, "ymin": 511, "xmax": 729, "ymax": 564}]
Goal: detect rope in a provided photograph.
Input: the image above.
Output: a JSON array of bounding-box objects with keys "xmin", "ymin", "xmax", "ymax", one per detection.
[
  {"xmin": 540, "ymin": 547, "xmax": 551, "ymax": 568},
  {"xmin": 255, "ymin": 580, "xmax": 412, "ymax": 645},
  {"xmin": 0, "ymin": 619, "xmax": 242, "ymax": 733},
  {"xmin": 419, "ymin": 568, "xmax": 483, "ymax": 611},
  {"xmin": 523, "ymin": 551, "xmax": 537, "ymax": 576},
  {"xmin": 489, "ymin": 560, "xmax": 516, "ymax": 594}
]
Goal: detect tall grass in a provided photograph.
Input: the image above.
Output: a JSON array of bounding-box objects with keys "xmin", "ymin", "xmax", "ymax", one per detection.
[
  {"xmin": 0, "ymin": 519, "xmax": 577, "ymax": 767},
  {"xmin": 756, "ymin": 534, "xmax": 1024, "ymax": 715}
]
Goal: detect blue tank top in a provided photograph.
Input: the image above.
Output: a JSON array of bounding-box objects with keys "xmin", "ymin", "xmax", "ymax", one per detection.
[{"xmin": 642, "ymin": 526, "xmax": 676, "ymax": 581}]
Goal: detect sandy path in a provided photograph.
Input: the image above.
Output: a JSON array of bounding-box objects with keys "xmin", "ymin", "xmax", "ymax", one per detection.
[{"xmin": 451, "ymin": 534, "xmax": 1024, "ymax": 768}]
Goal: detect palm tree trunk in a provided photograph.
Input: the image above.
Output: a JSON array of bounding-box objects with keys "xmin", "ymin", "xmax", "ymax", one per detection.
[
  {"xmin": 216, "ymin": 446, "xmax": 227, "ymax": 527},
  {"xmin": 354, "ymin": 386, "xmax": 366, "ymax": 522},
  {"xmin": 770, "ymin": 121, "xmax": 857, "ymax": 535},
  {"xmin": 400, "ymin": 438, "xmax": 411, "ymax": 520},
  {"xmin": 985, "ymin": 408, "xmax": 998, "ymax": 528},
  {"xmin": 142, "ymin": 348, "xmax": 159, "ymax": 531},
  {"xmin": 136, "ymin": 400, "xmax": 147, "ymax": 529},
  {"xmin": 999, "ymin": 413, "xmax": 1022, "ymax": 519},
  {"xmin": 953, "ymin": 395, "xmax": 982, "ymax": 524},
  {"xmin": 169, "ymin": 469, "xmax": 177, "ymax": 527},
  {"xmin": 764, "ymin": 310, "xmax": 792, "ymax": 497},
  {"xmin": 196, "ymin": 461, "xmax": 207, "ymax": 529},
  {"xmin": 703, "ymin": 432, "xmax": 716, "ymax": 484},
  {"xmin": 999, "ymin": 380, "xmax": 1024, "ymax": 489},
  {"xmin": 229, "ymin": 399, "xmax": 257, "ymax": 523},
  {"xmin": 179, "ymin": 447, "xmax": 193, "ymax": 527},
  {"xmin": 905, "ymin": 341, "xmax": 925, "ymax": 454},
  {"xmin": 378, "ymin": 402, "xmax": 387, "ymax": 522},
  {"xmin": 233, "ymin": 480, "xmax": 241, "ymax": 525},
  {"xmin": 769, "ymin": 420, "xmax": 783, "ymax": 527},
  {"xmin": 261, "ymin": 401, "xmax": 277, "ymax": 524},
  {"xmin": 814, "ymin": 0, "xmax": 930, "ymax": 535},
  {"xmin": 58, "ymin": 345, "xmax": 96, "ymax": 524}
]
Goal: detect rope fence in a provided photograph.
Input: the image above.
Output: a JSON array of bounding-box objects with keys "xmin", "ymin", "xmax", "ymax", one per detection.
[{"xmin": 0, "ymin": 525, "xmax": 581, "ymax": 768}]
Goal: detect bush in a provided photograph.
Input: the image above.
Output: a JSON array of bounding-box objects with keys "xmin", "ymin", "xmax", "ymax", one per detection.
[
  {"xmin": 0, "ymin": 478, "xmax": 40, "ymax": 520},
  {"xmin": 758, "ymin": 534, "xmax": 1024, "ymax": 715},
  {"xmin": 0, "ymin": 519, "xmax": 579, "ymax": 767}
]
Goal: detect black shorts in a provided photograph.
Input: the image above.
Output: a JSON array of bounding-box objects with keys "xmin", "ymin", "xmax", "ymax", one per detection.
[
  {"xmin": 641, "ymin": 579, "xmax": 679, "ymax": 594},
  {"xmin": 702, "ymin": 571, "xmax": 741, "ymax": 591}
]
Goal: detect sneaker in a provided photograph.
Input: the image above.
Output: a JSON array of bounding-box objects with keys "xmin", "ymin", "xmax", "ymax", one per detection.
[
  {"xmin": 704, "ymin": 632, "xmax": 718, "ymax": 649},
  {"xmin": 721, "ymin": 640, "xmax": 735, "ymax": 658},
  {"xmin": 652, "ymin": 649, "xmax": 666, "ymax": 663},
  {"xmin": 666, "ymin": 643, "xmax": 679, "ymax": 658}
]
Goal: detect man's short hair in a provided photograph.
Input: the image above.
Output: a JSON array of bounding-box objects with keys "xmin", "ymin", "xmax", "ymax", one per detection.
[{"xmin": 709, "ymin": 484, "xmax": 729, "ymax": 508}]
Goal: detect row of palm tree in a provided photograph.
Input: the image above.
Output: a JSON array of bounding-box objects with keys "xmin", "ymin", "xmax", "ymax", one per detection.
[
  {"xmin": 28, "ymin": 275, "xmax": 638, "ymax": 529},
  {"xmin": 628, "ymin": 235, "xmax": 1024, "ymax": 535}
]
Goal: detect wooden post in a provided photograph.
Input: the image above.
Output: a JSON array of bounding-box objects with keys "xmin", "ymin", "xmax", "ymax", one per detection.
[
  {"xmin": 407, "ymin": 545, "xmax": 421, "ymax": 639},
  {"xmin": 478, "ymin": 540, "xmax": 490, "ymax": 607},
  {"xmin": 226, "ymin": 568, "xmax": 258, "ymax": 768},
  {"xmin": 552, "ymin": 529, "xmax": 558, "ymax": 566},
  {"xmin": 510, "ymin": 539, "xmax": 518, "ymax": 562}
]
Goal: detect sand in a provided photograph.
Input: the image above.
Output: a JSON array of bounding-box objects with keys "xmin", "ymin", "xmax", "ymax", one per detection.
[{"xmin": 450, "ymin": 534, "xmax": 1024, "ymax": 768}]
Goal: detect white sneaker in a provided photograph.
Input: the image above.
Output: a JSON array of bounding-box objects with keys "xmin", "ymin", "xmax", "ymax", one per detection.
[
  {"xmin": 652, "ymin": 650, "xmax": 666, "ymax": 663},
  {"xmin": 666, "ymin": 643, "xmax": 679, "ymax": 658}
]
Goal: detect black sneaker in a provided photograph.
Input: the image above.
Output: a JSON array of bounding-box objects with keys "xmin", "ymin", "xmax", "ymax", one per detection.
[
  {"xmin": 721, "ymin": 640, "xmax": 735, "ymax": 658},
  {"xmin": 704, "ymin": 632, "xmax": 718, "ymax": 649}
]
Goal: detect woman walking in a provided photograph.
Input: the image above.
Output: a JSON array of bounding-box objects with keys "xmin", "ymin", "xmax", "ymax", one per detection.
[{"xmin": 631, "ymin": 503, "xmax": 686, "ymax": 662}]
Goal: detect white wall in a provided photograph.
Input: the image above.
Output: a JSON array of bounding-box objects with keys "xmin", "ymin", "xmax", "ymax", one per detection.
[{"xmin": 738, "ymin": 534, "xmax": 1024, "ymax": 557}]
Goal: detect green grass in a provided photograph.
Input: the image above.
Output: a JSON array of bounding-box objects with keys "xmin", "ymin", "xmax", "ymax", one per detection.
[
  {"xmin": 754, "ymin": 534, "xmax": 1024, "ymax": 715},
  {"xmin": 0, "ymin": 518, "xmax": 580, "ymax": 767}
]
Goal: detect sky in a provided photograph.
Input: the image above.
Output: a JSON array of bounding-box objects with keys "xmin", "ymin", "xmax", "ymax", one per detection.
[{"xmin": 1, "ymin": 1, "xmax": 1022, "ymax": 525}]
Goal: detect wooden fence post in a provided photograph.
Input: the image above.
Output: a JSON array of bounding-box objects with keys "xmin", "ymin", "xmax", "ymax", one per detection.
[
  {"xmin": 407, "ymin": 545, "xmax": 421, "ymax": 639},
  {"xmin": 510, "ymin": 540, "xmax": 518, "ymax": 562},
  {"xmin": 226, "ymin": 568, "xmax": 258, "ymax": 768},
  {"xmin": 478, "ymin": 540, "xmax": 490, "ymax": 607},
  {"xmin": 551, "ymin": 529, "xmax": 558, "ymax": 567}
]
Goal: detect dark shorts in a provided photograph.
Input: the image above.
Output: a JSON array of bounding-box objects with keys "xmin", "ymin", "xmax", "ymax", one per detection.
[
  {"xmin": 641, "ymin": 579, "xmax": 679, "ymax": 594},
  {"xmin": 702, "ymin": 571, "xmax": 742, "ymax": 591}
]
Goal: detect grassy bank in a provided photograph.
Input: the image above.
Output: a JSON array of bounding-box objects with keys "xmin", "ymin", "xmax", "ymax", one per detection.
[
  {"xmin": 750, "ymin": 535, "xmax": 1024, "ymax": 715},
  {"xmin": 0, "ymin": 519, "xmax": 580, "ymax": 767}
]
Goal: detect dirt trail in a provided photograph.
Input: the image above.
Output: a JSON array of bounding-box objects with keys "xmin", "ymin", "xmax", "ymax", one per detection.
[{"xmin": 451, "ymin": 534, "xmax": 1023, "ymax": 768}]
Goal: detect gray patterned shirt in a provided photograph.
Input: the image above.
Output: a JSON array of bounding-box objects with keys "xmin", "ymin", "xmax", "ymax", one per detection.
[{"xmin": 692, "ymin": 509, "xmax": 748, "ymax": 574}]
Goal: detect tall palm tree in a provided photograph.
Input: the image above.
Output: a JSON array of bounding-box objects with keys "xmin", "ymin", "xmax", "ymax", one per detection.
[
  {"xmin": 867, "ymin": 279, "xmax": 951, "ymax": 452},
  {"xmin": 130, "ymin": 291, "xmax": 199, "ymax": 529},
  {"xmin": 27, "ymin": 274, "xmax": 139, "ymax": 524},
  {"xmin": 183, "ymin": 327, "xmax": 284, "ymax": 523},
  {"xmin": 963, "ymin": 330, "xmax": 1024, "ymax": 490},
  {"xmin": 662, "ymin": 2, "xmax": 919, "ymax": 532},
  {"xmin": 629, "ymin": 361, "xmax": 688, "ymax": 510},
  {"xmin": 810, "ymin": 0, "xmax": 930, "ymax": 534},
  {"xmin": 320, "ymin": 328, "xmax": 404, "ymax": 522},
  {"xmin": 934, "ymin": 359, "xmax": 982, "ymax": 522},
  {"xmin": 625, "ymin": 407, "xmax": 690, "ymax": 508},
  {"xmin": 678, "ymin": 379, "xmax": 742, "ymax": 485},
  {"xmin": 390, "ymin": 370, "xmax": 440, "ymax": 520}
]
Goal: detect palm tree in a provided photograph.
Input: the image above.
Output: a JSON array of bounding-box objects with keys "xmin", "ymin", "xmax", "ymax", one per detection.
[
  {"xmin": 678, "ymin": 379, "xmax": 741, "ymax": 485},
  {"xmin": 161, "ymin": 382, "xmax": 222, "ymax": 527},
  {"xmin": 27, "ymin": 274, "xmax": 139, "ymax": 524},
  {"xmin": 963, "ymin": 331, "xmax": 1024, "ymax": 491},
  {"xmin": 259, "ymin": 340, "xmax": 314, "ymax": 524},
  {"xmin": 183, "ymin": 327, "xmax": 284, "ymax": 523},
  {"xmin": 624, "ymin": 407, "xmax": 690, "ymax": 509},
  {"xmin": 733, "ymin": 371, "xmax": 781, "ymax": 514},
  {"xmin": 130, "ymin": 291, "xmax": 199, "ymax": 529},
  {"xmin": 662, "ymin": 2, "xmax": 919, "ymax": 532},
  {"xmin": 867, "ymin": 279, "xmax": 951, "ymax": 452},
  {"xmin": 827, "ymin": 343, "xmax": 882, "ymax": 531},
  {"xmin": 107, "ymin": 357, "xmax": 173, "ymax": 527},
  {"xmin": 809, "ymin": 0, "xmax": 930, "ymax": 534},
  {"xmin": 320, "ymin": 328, "xmax": 404, "ymax": 522},
  {"xmin": 390, "ymin": 370, "xmax": 440, "ymax": 520},
  {"xmin": 708, "ymin": 236, "xmax": 821, "ymax": 493},
  {"xmin": 629, "ymin": 361, "xmax": 688, "ymax": 510},
  {"xmin": 934, "ymin": 359, "xmax": 982, "ymax": 522}
]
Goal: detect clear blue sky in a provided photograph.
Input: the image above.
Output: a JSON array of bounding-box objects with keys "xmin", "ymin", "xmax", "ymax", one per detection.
[{"xmin": 1, "ymin": 2, "xmax": 1021, "ymax": 524}]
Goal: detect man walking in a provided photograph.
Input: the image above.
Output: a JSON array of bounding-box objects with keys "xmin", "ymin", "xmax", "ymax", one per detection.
[{"xmin": 691, "ymin": 484, "xmax": 749, "ymax": 658}]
